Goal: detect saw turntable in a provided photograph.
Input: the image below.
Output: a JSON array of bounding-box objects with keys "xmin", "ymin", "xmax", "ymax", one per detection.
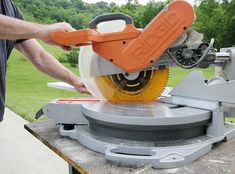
[{"xmin": 36, "ymin": 0, "xmax": 235, "ymax": 169}]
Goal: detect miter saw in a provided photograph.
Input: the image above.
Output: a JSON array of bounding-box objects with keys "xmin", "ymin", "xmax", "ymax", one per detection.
[{"xmin": 36, "ymin": 0, "xmax": 235, "ymax": 169}]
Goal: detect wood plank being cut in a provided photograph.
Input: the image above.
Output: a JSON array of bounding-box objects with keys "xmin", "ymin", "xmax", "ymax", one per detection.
[{"xmin": 25, "ymin": 120, "xmax": 235, "ymax": 174}]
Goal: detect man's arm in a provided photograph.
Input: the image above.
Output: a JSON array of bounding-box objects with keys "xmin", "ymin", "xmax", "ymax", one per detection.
[
  {"xmin": 0, "ymin": 14, "xmax": 73, "ymax": 48},
  {"xmin": 15, "ymin": 39, "xmax": 89, "ymax": 93}
]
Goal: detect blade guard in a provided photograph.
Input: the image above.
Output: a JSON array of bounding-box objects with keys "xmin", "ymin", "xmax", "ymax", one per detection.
[{"xmin": 51, "ymin": 1, "xmax": 195, "ymax": 73}]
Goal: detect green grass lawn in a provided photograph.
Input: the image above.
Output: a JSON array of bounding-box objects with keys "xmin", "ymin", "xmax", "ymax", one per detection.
[
  {"xmin": 6, "ymin": 43, "xmax": 87, "ymax": 122},
  {"xmin": 168, "ymin": 67, "xmax": 214, "ymax": 87},
  {"xmin": 5, "ymin": 43, "xmax": 223, "ymax": 122}
]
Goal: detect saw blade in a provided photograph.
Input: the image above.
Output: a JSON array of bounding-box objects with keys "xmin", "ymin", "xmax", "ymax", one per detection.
[
  {"xmin": 79, "ymin": 19, "xmax": 169, "ymax": 102},
  {"xmin": 95, "ymin": 68, "xmax": 169, "ymax": 102}
]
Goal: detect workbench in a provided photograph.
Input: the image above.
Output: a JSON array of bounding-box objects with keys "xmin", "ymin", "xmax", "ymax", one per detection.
[{"xmin": 25, "ymin": 119, "xmax": 235, "ymax": 174}]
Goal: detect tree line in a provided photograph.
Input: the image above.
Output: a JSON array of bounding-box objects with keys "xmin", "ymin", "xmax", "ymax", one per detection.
[{"xmin": 14, "ymin": 0, "xmax": 235, "ymax": 48}]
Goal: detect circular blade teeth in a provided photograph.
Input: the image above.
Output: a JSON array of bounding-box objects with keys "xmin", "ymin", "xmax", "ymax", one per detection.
[{"xmin": 95, "ymin": 68, "xmax": 169, "ymax": 103}]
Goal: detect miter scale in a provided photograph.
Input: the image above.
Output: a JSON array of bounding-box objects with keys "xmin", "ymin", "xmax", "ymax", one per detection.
[{"xmin": 36, "ymin": 0, "xmax": 235, "ymax": 169}]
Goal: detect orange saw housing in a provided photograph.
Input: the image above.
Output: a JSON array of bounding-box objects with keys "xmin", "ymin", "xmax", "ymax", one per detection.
[{"xmin": 51, "ymin": 0, "xmax": 195, "ymax": 73}]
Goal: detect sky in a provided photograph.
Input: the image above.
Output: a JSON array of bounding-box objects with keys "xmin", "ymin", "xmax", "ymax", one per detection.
[{"xmin": 83, "ymin": 0, "xmax": 194, "ymax": 5}]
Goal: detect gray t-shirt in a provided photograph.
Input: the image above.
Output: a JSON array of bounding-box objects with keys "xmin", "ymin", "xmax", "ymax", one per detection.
[{"xmin": 0, "ymin": 0, "xmax": 26, "ymax": 122}]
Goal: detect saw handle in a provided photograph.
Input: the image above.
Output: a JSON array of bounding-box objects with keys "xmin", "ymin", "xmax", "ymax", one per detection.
[{"xmin": 89, "ymin": 12, "xmax": 133, "ymax": 29}]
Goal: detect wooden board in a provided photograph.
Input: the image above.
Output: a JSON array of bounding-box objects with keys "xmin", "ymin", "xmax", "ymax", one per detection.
[
  {"xmin": 25, "ymin": 120, "xmax": 235, "ymax": 174},
  {"xmin": 47, "ymin": 82, "xmax": 75, "ymax": 91}
]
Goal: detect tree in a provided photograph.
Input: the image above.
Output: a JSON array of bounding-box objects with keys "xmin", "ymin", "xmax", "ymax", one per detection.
[
  {"xmin": 112, "ymin": 0, "xmax": 141, "ymax": 27},
  {"xmin": 193, "ymin": 0, "xmax": 235, "ymax": 48},
  {"xmin": 137, "ymin": 0, "xmax": 165, "ymax": 28}
]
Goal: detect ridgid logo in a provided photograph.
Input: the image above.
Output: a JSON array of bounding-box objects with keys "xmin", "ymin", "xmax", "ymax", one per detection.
[{"xmin": 131, "ymin": 12, "xmax": 181, "ymax": 61}]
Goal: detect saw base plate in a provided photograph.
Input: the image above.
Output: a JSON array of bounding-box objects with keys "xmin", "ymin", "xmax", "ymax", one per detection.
[
  {"xmin": 59, "ymin": 121, "xmax": 235, "ymax": 169},
  {"xmin": 41, "ymin": 95, "xmax": 235, "ymax": 169},
  {"xmin": 81, "ymin": 101, "xmax": 211, "ymax": 141},
  {"xmin": 53, "ymin": 100, "xmax": 235, "ymax": 169}
]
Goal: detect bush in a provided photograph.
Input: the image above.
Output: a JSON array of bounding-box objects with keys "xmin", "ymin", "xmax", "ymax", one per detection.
[
  {"xmin": 59, "ymin": 47, "xmax": 79, "ymax": 67},
  {"xmin": 58, "ymin": 54, "xmax": 67, "ymax": 63}
]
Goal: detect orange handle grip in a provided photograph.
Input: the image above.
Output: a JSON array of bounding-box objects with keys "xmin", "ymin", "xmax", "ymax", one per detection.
[{"xmin": 93, "ymin": 0, "xmax": 195, "ymax": 72}]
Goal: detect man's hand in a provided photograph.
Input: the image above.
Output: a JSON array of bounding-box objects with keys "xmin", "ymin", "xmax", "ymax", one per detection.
[
  {"xmin": 0, "ymin": 14, "xmax": 89, "ymax": 93},
  {"xmin": 70, "ymin": 76, "xmax": 90, "ymax": 94},
  {"xmin": 15, "ymin": 39, "xmax": 90, "ymax": 94},
  {"xmin": 68, "ymin": 72, "xmax": 90, "ymax": 93},
  {"xmin": 0, "ymin": 14, "xmax": 75, "ymax": 50},
  {"xmin": 37, "ymin": 22, "xmax": 75, "ymax": 51}
]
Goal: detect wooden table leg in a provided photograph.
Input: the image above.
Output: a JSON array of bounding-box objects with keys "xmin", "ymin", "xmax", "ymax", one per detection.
[{"xmin": 69, "ymin": 164, "xmax": 81, "ymax": 174}]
